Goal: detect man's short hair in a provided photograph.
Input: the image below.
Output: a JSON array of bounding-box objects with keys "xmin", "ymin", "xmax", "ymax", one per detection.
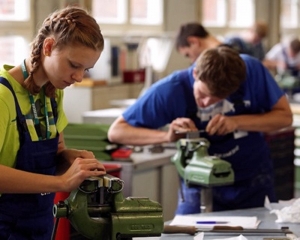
[
  {"xmin": 175, "ymin": 22, "xmax": 209, "ymax": 50},
  {"xmin": 252, "ymin": 21, "xmax": 268, "ymax": 39},
  {"xmin": 194, "ymin": 46, "xmax": 246, "ymax": 98},
  {"xmin": 290, "ymin": 38, "xmax": 300, "ymax": 55}
]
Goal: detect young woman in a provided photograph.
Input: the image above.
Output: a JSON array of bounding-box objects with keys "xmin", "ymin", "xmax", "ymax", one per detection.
[{"xmin": 0, "ymin": 6, "xmax": 106, "ymax": 239}]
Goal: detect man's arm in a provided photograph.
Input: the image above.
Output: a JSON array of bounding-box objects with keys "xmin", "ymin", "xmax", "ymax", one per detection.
[
  {"xmin": 108, "ymin": 116, "xmax": 169, "ymax": 146},
  {"xmin": 233, "ymin": 95, "xmax": 293, "ymax": 132},
  {"xmin": 108, "ymin": 115, "xmax": 201, "ymax": 146},
  {"xmin": 206, "ymin": 95, "xmax": 293, "ymax": 135}
]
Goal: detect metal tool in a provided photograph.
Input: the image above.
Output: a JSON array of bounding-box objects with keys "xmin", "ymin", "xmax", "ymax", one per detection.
[
  {"xmin": 53, "ymin": 174, "xmax": 164, "ymax": 240},
  {"xmin": 175, "ymin": 130, "xmax": 206, "ymax": 138},
  {"xmin": 163, "ymin": 225, "xmax": 294, "ymax": 236},
  {"xmin": 171, "ymin": 136, "xmax": 234, "ymax": 212}
]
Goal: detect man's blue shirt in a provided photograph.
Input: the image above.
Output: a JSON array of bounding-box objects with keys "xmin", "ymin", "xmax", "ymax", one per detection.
[{"xmin": 123, "ymin": 55, "xmax": 284, "ymax": 182}]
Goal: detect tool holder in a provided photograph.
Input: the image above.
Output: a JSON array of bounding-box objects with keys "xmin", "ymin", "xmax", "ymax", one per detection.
[
  {"xmin": 53, "ymin": 174, "xmax": 164, "ymax": 240},
  {"xmin": 171, "ymin": 138, "xmax": 234, "ymax": 213}
]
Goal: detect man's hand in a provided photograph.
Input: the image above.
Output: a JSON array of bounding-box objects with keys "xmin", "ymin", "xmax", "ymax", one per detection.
[
  {"xmin": 206, "ymin": 114, "xmax": 238, "ymax": 135},
  {"xmin": 167, "ymin": 118, "xmax": 198, "ymax": 142}
]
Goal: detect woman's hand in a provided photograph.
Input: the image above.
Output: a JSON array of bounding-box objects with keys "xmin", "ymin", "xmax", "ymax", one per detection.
[
  {"xmin": 59, "ymin": 149, "xmax": 95, "ymax": 163},
  {"xmin": 56, "ymin": 149, "xmax": 99, "ymax": 175},
  {"xmin": 59, "ymin": 157, "xmax": 106, "ymax": 192}
]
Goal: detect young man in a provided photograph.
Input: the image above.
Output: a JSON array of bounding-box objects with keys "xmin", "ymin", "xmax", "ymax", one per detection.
[
  {"xmin": 264, "ymin": 37, "xmax": 300, "ymax": 77},
  {"xmin": 108, "ymin": 23, "xmax": 292, "ymax": 214},
  {"xmin": 224, "ymin": 21, "xmax": 268, "ymax": 61}
]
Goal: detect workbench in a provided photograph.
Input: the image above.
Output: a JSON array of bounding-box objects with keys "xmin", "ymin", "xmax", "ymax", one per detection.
[
  {"xmin": 105, "ymin": 147, "xmax": 179, "ymax": 222},
  {"xmin": 134, "ymin": 207, "xmax": 300, "ymax": 240}
]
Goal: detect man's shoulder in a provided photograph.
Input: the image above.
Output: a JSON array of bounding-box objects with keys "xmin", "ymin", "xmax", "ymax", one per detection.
[
  {"xmin": 155, "ymin": 67, "xmax": 192, "ymax": 86},
  {"xmin": 239, "ymin": 53, "xmax": 262, "ymax": 65},
  {"xmin": 145, "ymin": 67, "xmax": 193, "ymax": 98},
  {"xmin": 224, "ymin": 36, "xmax": 250, "ymax": 54}
]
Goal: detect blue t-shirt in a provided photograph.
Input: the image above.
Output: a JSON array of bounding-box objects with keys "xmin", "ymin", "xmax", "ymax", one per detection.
[{"xmin": 123, "ymin": 55, "xmax": 284, "ymax": 182}]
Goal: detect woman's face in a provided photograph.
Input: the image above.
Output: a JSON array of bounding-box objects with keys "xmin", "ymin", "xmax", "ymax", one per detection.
[{"xmin": 43, "ymin": 43, "xmax": 101, "ymax": 89}]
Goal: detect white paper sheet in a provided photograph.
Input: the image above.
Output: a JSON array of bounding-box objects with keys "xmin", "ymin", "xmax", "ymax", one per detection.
[
  {"xmin": 194, "ymin": 232, "xmax": 204, "ymax": 240},
  {"xmin": 170, "ymin": 215, "xmax": 259, "ymax": 229},
  {"xmin": 211, "ymin": 234, "xmax": 248, "ymax": 240}
]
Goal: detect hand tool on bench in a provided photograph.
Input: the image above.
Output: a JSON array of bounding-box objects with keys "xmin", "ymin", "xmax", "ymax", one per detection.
[{"xmin": 163, "ymin": 225, "xmax": 295, "ymax": 236}]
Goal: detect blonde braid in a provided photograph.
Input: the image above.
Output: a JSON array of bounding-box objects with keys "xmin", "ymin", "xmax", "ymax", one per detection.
[{"xmin": 23, "ymin": 24, "xmax": 46, "ymax": 95}]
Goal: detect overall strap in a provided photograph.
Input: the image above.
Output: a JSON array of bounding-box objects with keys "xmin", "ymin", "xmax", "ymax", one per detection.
[
  {"xmin": 0, "ymin": 77, "xmax": 28, "ymax": 133},
  {"xmin": 50, "ymin": 97, "xmax": 58, "ymax": 123},
  {"xmin": 227, "ymin": 86, "xmax": 245, "ymax": 111}
]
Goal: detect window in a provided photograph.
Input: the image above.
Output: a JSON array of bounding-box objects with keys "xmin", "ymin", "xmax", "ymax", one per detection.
[
  {"xmin": 0, "ymin": 0, "xmax": 31, "ymax": 66},
  {"xmin": 227, "ymin": 0, "xmax": 254, "ymax": 27},
  {"xmin": 130, "ymin": 0, "xmax": 162, "ymax": 25},
  {"xmin": 92, "ymin": 0, "xmax": 127, "ymax": 24},
  {"xmin": 201, "ymin": 0, "xmax": 226, "ymax": 27},
  {"xmin": 281, "ymin": 0, "xmax": 299, "ymax": 28},
  {"xmin": 0, "ymin": 36, "xmax": 29, "ymax": 66},
  {"xmin": 0, "ymin": 0, "xmax": 30, "ymax": 21},
  {"xmin": 201, "ymin": 0, "xmax": 254, "ymax": 28},
  {"xmin": 91, "ymin": 0, "xmax": 163, "ymax": 32}
]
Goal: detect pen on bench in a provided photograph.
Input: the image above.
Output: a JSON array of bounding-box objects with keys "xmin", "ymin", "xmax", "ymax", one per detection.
[{"xmin": 196, "ymin": 221, "xmax": 229, "ymax": 224}]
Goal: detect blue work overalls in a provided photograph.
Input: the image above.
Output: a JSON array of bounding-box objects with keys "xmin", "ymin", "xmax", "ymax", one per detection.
[{"xmin": 0, "ymin": 78, "xmax": 58, "ymax": 240}]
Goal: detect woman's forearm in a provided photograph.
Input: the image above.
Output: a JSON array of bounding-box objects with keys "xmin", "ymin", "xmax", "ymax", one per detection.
[{"xmin": 0, "ymin": 165, "xmax": 63, "ymax": 193}]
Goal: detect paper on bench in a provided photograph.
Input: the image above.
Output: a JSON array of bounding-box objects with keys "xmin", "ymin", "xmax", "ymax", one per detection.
[{"xmin": 170, "ymin": 215, "xmax": 260, "ymax": 229}]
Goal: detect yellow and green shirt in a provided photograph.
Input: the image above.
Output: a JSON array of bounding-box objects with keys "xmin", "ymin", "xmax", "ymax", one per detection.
[{"xmin": 0, "ymin": 65, "xmax": 68, "ymax": 168}]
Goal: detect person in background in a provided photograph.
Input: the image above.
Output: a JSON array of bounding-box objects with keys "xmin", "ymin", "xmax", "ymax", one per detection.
[
  {"xmin": 263, "ymin": 36, "xmax": 300, "ymax": 78},
  {"xmin": 0, "ymin": 6, "xmax": 106, "ymax": 239},
  {"xmin": 108, "ymin": 23, "xmax": 292, "ymax": 215},
  {"xmin": 224, "ymin": 21, "xmax": 268, "ymax": 61}
]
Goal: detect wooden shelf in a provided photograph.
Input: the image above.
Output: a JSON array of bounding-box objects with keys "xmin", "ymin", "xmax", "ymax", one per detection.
[{"xmin": 74, "ymin": 78, "xmax": 107, "ymax": 87}]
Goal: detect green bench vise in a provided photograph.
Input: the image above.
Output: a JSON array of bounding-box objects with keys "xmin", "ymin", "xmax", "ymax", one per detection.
[
  {"xmin": 171, "ymin": 137, "xmax": 234, "ymax": 187},
  {"xmin": 53, "ymin": 174, "xmax": 164, "ymax": 240}
]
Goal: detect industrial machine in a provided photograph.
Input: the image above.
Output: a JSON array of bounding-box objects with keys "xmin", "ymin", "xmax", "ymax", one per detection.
[
  {"xmin": 53, "ymin": 174, "xmax": 164, "ymax": 240},
  {"xmin": 275, "ymin": 71, "xmax": 300, "ymax": 98},
  {"xmin": 171, "ymin": 134, "xmax": 234, "ymax": 212}
]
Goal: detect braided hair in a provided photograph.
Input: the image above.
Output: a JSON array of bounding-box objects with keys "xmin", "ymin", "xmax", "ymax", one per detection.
[{"xmin": 24, "ymin": 6, "xmax": 104, "ymax": 97}]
